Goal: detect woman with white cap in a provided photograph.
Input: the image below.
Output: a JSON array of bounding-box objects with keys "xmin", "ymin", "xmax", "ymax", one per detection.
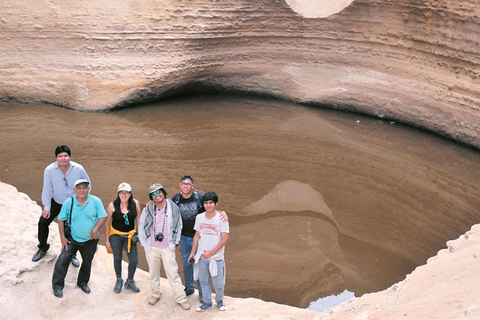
[{"xmin": 105, "ymin": 182, "xmax": 141, "ymax": 293}]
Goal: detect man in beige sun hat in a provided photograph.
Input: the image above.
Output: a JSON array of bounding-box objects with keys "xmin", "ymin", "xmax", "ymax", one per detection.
[{"xmin": 138, "ymin": 183, "xmax": 191, "ymax": 311}]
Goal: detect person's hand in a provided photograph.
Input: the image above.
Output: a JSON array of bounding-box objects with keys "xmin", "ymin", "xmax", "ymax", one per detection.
[
  {"xmin": 106, "ymin": 242, "xmax": 112, "ymax": 252},
  {"xmin": 91, "ymin": 230, "xmax": 99, "ymax": 240},
  {"xmin": 42, "ymin": 210, "xmax": 51, "ymax": 219},
  {"xmin": 219, "ymin": 211, "xmax": 228, "ymax": 222},
  {"xmin": 146, "ymin": 200, "xmax": 152, "ymax": 206},
  {"xmin": 61, "ymin": 236, "xmax": 70, "ymax": 250},
  {"xmin": 201, "ymin": 250, "xmax": 213, "ymax": 260}
]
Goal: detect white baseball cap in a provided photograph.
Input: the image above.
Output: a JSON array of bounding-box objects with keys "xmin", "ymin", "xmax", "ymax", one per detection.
[
  {"xmin": 74, "ymin": 179, "xmax": 90, "ymax": 187},
  {"xmin": 118, "ymin": 182, "xmax": 132, "ymax": 192}
]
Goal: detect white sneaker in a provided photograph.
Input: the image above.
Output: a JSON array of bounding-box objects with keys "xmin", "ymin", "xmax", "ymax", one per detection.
[
  {"xmin": 196, "ymin": 303, "xmax": 212, "ymax": 312},
  {"xmin": 217, "ymin": 301, "xmax": 226, "ymax": 311}
]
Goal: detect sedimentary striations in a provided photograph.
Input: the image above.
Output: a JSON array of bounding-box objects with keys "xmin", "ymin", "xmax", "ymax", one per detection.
[{"xmin": 0, "ymin": 1, "xmax": 479, "ymax": 147}]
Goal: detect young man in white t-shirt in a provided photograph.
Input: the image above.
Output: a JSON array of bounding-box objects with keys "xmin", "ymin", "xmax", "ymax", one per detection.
[{"xmin": 188, "ymin": 192, "xmax": 230, "ymax": 312}]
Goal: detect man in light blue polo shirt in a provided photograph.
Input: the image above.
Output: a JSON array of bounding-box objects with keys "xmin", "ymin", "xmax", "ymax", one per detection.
[
  {"xmin": 33, "ymin": 145, "xmax": 91, "ymax": 266},
  {"xmin": 52, "ymin": 179, "xmax": 107, "ymax": 298}
]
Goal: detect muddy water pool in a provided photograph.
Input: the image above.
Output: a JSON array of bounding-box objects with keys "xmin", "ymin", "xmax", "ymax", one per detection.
[{"xmin": 1, "ymin": 94, "xmax": 480, "ymax": 308}]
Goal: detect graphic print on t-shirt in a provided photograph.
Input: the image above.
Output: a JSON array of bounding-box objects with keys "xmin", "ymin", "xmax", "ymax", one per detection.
[
  {"xmin": 179, "ymin": 201, "xmax": 198, "ymax": 221},
  {"xmin": 199, "ymin": 223, "xmax": 218, "ymax": 235}
]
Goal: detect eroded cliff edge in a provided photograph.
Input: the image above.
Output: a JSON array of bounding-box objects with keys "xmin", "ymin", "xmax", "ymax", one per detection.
[{"xmin": 0, "ymin": 1, "xmax": 479, "ymax": 148}]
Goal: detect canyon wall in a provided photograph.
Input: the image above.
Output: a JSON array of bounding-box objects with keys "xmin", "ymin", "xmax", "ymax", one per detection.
[{"xmin": 0, "ymin": 0, "xmax": 479, "ymax": 147}]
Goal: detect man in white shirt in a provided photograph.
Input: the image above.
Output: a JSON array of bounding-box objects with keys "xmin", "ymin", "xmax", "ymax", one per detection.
[{"xmin": 188, "ymin": 191, "xmax": 229, "ymax": 312}]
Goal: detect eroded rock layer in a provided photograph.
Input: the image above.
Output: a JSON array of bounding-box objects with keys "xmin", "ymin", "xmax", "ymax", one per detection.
[{"xmin": 0, "ymin": 0, "xmax": 479, "ymax": 147}]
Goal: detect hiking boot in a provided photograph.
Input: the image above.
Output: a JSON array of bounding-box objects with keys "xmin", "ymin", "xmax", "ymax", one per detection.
[
  {"xmin": 32, "ymin": 249, "xmax": 47, "ymax": 262},
  {"xmin": 114, "ymin": 278, "xmax": 123, "ymax": 293},
  {"xmin": 125, "ymin": 279, "xmax": 140, "ymax": 293},
  {"xmin": 196, "ymin": 302, "xmax": 212, "ymax": 312},
  {"xmin": 148, "ymin": 295, "xmax": 160, "ymax": 305}
]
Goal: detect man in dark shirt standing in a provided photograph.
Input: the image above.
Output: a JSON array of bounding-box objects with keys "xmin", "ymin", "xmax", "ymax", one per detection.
[{"xmin": 171, "ymin": 174, "xmax": 205, "ymax": 297}]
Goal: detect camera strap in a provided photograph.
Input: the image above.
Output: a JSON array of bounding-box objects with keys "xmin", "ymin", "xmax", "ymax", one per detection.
[{"xmin": 154, "ymin": 202, "xmax": 167, "ymax": 236}]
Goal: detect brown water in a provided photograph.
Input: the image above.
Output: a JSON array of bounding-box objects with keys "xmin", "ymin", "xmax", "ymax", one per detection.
[{"xmin": 1, "ymin": 94, "xmax": 480, "ymax": 308}]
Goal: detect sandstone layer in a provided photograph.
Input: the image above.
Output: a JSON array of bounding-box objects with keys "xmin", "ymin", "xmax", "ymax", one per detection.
[{"xmin": 0, "ymin": 1, "xmax": 479, "ymax": 148}]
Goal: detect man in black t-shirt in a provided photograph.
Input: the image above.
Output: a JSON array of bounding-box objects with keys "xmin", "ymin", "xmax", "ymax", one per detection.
[{"xmin": 171, "ymin": 174, "xmax": 205, "ymax": 297}]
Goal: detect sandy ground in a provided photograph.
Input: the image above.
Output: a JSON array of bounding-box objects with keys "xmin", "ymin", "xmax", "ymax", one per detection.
[
  {"xmin": 2, "ymin": 178, "xmax": 480, "ymax": 319},
  {"xmin": 0, "ymin": 181, "xmax": 320, "ymax": 320}
]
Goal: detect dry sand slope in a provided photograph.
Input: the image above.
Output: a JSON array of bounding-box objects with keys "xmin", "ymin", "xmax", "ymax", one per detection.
[{"xmin": 2, "ymin": 179, "xmax": 480, "ymax": 319}]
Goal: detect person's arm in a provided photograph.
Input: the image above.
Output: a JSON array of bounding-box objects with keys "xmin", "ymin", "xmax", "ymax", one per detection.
[
  {"xmin": 134, "ymin": 199, "xmax": 141, "ymax": 228},
  {"xmin": 41, "ymin": 167, "xmax": 53, "ymax": 218},
  {"xmin": 188, "ymin": 230, "xmax": 201, "ymax": 262},
  {"xmin": 91, "ymin": 217, "xmax": 107, "ymax": 240},
  {"xmin": 91, "ymin": 197, "xmax": 107, "ymax": 239},
  {"xmin": 137, "ymin": 207, "xmax": 147, "ymax": 247},
  {"xmin": 57, "ymin": 220, "xmax": 70, "ymax": 250},
  {"xmin": 57, "ymin": 198, "xmax": 71, "ymax": 250},
  {"xmin": 201, "ymin": 232, "xmax": 229, "ymax": 260},
  {"xmin": 105, "ymin": 202, "xmax": 114, "ymax": 251},
  {"xmin": 219, "ymin": 211, "xmax": 228, "ymax": 222},
  {"xmin": 81, "ymin": 166, "xmax": 92, "ymax": 192}
]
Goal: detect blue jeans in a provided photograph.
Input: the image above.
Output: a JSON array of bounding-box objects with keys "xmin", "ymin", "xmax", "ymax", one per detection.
[
  {"xmin": 197, "ymin": 258, "xmax": 225, "ymax": 305},
  {"xmin": 180, "ymin": 235, "xmax": 198, "ymax": 290}
]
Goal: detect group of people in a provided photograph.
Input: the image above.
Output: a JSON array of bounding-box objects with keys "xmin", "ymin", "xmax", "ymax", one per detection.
[{"xmin": 32, "ymin": 145, "xmax": 230, "ymax": 312}]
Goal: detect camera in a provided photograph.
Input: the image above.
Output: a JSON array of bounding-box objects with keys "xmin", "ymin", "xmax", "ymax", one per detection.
[
  {"xmin": 154, "ymin": 233, "xmax": 164, "ymax": 242},
  {"xmin": 189, "ymin": 258, "xmax": 195, "ymax": 264}
]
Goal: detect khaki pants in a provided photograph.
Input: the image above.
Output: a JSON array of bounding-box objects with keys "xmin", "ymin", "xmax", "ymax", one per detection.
[{"xmin": 145, "ymin": 246, "xmax": 187, "ymax": 303}]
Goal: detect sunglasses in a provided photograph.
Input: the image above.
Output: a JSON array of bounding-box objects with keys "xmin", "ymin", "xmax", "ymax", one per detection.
[
  {"xmin": 150, "ymin": 190, "xmax": 163, "ymax": 197},
  {"xmin": 123, "ymin": 214, "xmax": 129, "ymax": 225}
]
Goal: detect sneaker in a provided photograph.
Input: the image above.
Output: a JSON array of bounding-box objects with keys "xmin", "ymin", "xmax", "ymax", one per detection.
[
  {"xmin": 32, "ymin": 249, "xmax": 47, "ymax": 262},
  {"xmin": 114, "ymin": 278, "xmax": 123, "ymax": 293},
  {"xmin": 196, "ymin": 302, "xmax": 212, "ymax": 312},
  {"xmin": 125, "ymin": 279, "xmax": 140, "ymax": 293},
  {"xmin": 184, "ymin": 287, "xmax": 195, "ymax": 296},
  {"xmin": 148, "ymin": 295, "xmax": 160, "ymax": 305},
  {"xmin": 217, "ymin": 301, "xmax": 226, "ymax": 311},
  {"xmin": 71, "ymin": 255, "xmax": 80, "ymax": 268},
  {"xmin": 179, "ymin": 301, "xmax": 191, "ymax": 310}
]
